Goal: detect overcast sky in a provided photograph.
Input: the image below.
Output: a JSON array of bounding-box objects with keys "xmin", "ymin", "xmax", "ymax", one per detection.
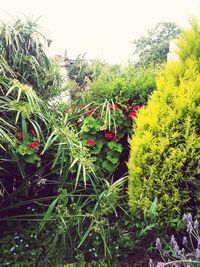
[{"xmin": 1, "ymin": 0, "xmax": 200, "ymax": 64}]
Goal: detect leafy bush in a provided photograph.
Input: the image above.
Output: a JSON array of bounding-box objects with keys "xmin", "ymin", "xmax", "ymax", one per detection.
[
  {"xmin": 128, "ymin": 22, "xmax": 200, "ymax": 227},
  {"xmin": 0, "ymin": 17, "xmax": 62, "ymax": 99},
  {"xmin": 65, "ymin": 65, "xmax": 157, "ymax": 175},
  {"xmin": 84, "ymin": 64, "xmax": 157, "ymax": 104}
]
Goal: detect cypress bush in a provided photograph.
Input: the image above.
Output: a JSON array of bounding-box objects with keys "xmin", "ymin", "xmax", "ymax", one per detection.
[{"xmin": 128, "ymin": 20, "xmax": 200, "ymax": 226}]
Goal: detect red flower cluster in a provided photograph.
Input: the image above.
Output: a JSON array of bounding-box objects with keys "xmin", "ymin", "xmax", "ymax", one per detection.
[
  {"xmin": 17, "ymin": 131, "xmax": 23, "ymax": 140},
  {"xmin": 17, "ymin": 129, "xmax": 36, "ymax": 140},
  {"xmin": 128, "ymin": 112, "xmax": 137, "ymax": 118},
  {"xmin": 104, "ymin": 133, "xmax": 114, "ymax": 139},
  {"xmin": 85, "ymin": 107, "xmax": 97, "ymax": 116},
  {"xmin": 78, "ymin": 105, "xmax": 85, "ymax": 109},
  {"xmin": 95, "ymin": 113, "xmax": 101, "ymax": 117},
  {"xmin": 85, "ymin": 139, "xmax": 95, "ymax": 145},
  {"xmin": 26, "ymin": 141, "xmax": 40, "ymax": 149},
  {"xmin": 65, "ymin": 106, "xmax": 74, "ymax": 112},
  {"xmin": 109, "ymin": 103, "xmax": 120, "ymax": 110},
  {"xmin": 133, "ymin": 105, "xmax": 141, "ymax": 110}
]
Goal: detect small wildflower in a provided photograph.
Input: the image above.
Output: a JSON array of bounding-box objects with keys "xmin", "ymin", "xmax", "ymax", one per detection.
[
  {"xmin": 183, "ymin": 213, "xmax": 193, "ymax": 225},
  {"xmin": 170, "ymin": 235, "xmax": 176, "ymax": 246},
  {"xmin": 196, "ymin": 248, "xmax": 200, "ymax": 260},
  {"xmin": 156, "ymin": 238, "xmax": 162, "ymax": 250},
  {"xmin": 109, "ymin": 103, "xmax": 120, "ymax": 110},
  {"xmin": 156, "ymin": 263, "xmax": 165, "ymax": 267},
  {"xmin": 65, "ymin": 106, "xmax": 74, "ymax": 112},
  {"xmin": 128, "ymin": 111, "xmax": 137, "ymax": 118},
  {"xmin": 104, "ymin": 133, "xmax": 114, "ymax": 139},
  {"xmin": 149, "ymin": 259, "xmax": 154, "ymax": 267},
  {"xmin": 26, "ymin": 141, "xmax": 40, "ymax": 149},
  {"xmin": 182, "ymin": 236, "xmax": 188, "ymax": 246},
  {"xmin": 85, "ymin": 139, "xmax": 95, "ymax": 145},
  {"xmin": 197, "ymin": 159, "xmax": 200, "ymax": 168},
  {"xmin": 17, "ymin": 131, "xmax": 23, "ymax": 140},
  {"xmin": 194, "ymin": 219, "xmax": 199, "ymax": 230},
  {"xmin": 30, "ymin": 129, "xmax": 35, "ymax": 135},
  {"xmin": 187, "ymin": 221, "xmax": 193, "ymax": 233},
  {"xmin": 133, "ymin": 105, "xmax": 141, "ymax": 110},
  {"xmin": 197, "ymin": 238, "xmax": 200, "ymax": 249},
  {"xmin": 95, "ymin": 113, "xmax": 101, "ymax": 117}
]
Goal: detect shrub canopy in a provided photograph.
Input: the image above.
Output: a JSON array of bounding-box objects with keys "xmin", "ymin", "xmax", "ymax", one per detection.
[{"xmin": 128, "ymin": 19, "xmax": 200, "ymax": 226}]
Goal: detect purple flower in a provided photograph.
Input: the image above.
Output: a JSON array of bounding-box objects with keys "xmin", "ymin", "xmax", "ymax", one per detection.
[
  {"xmin": 182, "ymin": 236, "xmax": 188, "ymax": 246},
  {"xmin": 149, "ymin": 259, "xmax": 154, "ymax": 267},
  {"xmin": 183, "ymin": 213, "xmax": 193, "ymax": 225},
  {"xmin": 156, "ymin": 263, "xmax": 165, "ymax": 267},
  {"xmin": 197, "ymin": 159, "xmax": 200, "ymax": 168},
  {"xmin": 174, "ymin": 243, "xmax": 180, "ymax": 257},
  {"xmin": 194, "ymin": 219, "xmax": 199, "ymax": 230},
  {"xmin": 170, "ymin": 235, "xmax": 176, "ymax": 246},
  {"xmin": 196, "ymin": 248, "xmax": 200, "ymax": 260},
  {"xmin": 197, "ymin": 238, "xmax": 200, "ymax": 249},
  {"xmin": 156, "ymin": 238, "xmax": 162, "ymax": 250},
  {"xmin": 187, "ymin": 221, "xmax": 193, "ymax": 233}
]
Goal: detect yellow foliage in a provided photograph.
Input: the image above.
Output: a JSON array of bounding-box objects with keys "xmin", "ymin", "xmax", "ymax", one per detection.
[{"xmin": 128, "ymin": 20, "xmax": 200, "ymax": 226}]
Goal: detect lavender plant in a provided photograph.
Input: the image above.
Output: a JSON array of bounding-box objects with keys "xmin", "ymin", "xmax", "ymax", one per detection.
[{"xmin": 149, "ymin": 214, "xmax": 200, "ymax": 267}]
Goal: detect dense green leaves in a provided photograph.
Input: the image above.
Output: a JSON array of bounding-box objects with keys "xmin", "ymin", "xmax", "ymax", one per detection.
[
  {"xmin": 133, "ymin": 21, "xmax": 181, "ymax": 66},
  {"xmin": 0, "ymin": 17, "xmax": 62, "ymax": 99}
]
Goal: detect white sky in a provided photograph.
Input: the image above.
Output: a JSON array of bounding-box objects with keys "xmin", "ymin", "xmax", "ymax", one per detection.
[{"xmin": 1, "ymin": 0, "xmax": 200, "ymax": 64}]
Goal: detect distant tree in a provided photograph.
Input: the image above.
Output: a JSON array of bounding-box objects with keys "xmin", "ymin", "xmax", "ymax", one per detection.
[
  {"xmin": 67, "ymin": 54, "xmax": 120, "ymax": 89},
  {"xmin": 133, "ymin": 22, "xmax": 181, "ymax": 66},
  {"xmin": 67, "ymin": 54, "xmax": 93, "ymax": 88}
]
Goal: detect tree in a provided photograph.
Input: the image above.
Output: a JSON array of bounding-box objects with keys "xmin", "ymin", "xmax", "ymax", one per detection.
[
  {"xmin": 133, "ymin": 22, "xmax": 181, "ymax": 66},
  {"xmin": 67, "ymin": 54, "xmax": 120, "ymax": 89},
  {"xmin": 67, "ymin": 54, "xmax": 94, "ymax": 88}
]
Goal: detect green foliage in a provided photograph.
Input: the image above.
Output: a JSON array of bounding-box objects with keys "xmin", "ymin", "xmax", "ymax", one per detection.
[
  {"xmin": 128, "ymin": 22, "xmax": 200, "ymax": 226},
  {"xmin": 67, "ymin": 54, "xmax": 94, "ymax": 88},
  {"xmin": 0, "ymin": 17, "xmax": 62, "ymax": 99},
  {"xmin": 67, "ymin": 54, "xmax": 120, "ymax": 91},
  {"xmin": 133, "ymin": 21, "xmax": 181, "ymax": 66},
  {"xmin": 85, "ymin": 64, "xmax": 157, "ymax": 104}
]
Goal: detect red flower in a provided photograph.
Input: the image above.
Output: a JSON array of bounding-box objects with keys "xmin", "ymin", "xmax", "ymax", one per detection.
[
  {"xmin": 95, "ymin": 113, "xmax": 101, "ymax": 117},
  {"xmin": 78, "ymin": 105, "xmax": 85, "ymax": 109},
  {"xmin": 85, "ymin": 139, "xmax": 95, "ymax": 145},
  {"xmin": 104, "ymin": 133, "xmax": 114, "ymax": 139},
  {"xmin": 128, "ymin": 112, "xmax": 137, "ymax": 118},
  {"xmin": 30, "ymin": 129, "xmax": 36, "ymax": 135},
  {"xmin": 108, "ymin": 103, "xmax": 120, "ymax": 110},
  {"xmin": 17, "ymin": 131, "xmax": 23, "ymax": 140},
  {"xmin": 133, "ymin": 105, "xmax": 141, "ymax": 110},
  {"xmin": 65, "ymin": 106, "xmax": 74, "ymax": 112},
  {"xmin": 26, "ymin": 141, "xmax": 40, "ymax": 149}
]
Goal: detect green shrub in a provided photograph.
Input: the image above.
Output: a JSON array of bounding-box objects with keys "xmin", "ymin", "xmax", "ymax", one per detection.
[
  {"xmin": 0, "ymin": 17, "xmax": 62, "ymax": 99},
  {"xmin": 128, "ymin": 22, "xmax": 200, "ymax": 226},
  {"xmin": 84, "ymin": 64, "xmax": 157, "ymax": 104},
  {"xmin": 65, "ymin": 65, "xmax": 158, "ymax": 175}
]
